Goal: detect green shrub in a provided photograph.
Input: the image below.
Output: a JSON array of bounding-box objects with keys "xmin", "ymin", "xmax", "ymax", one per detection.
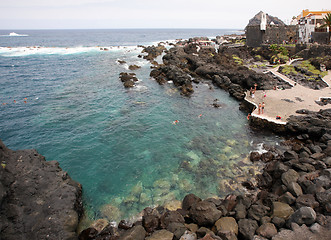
[
  {"xmin": 232, "ymin": 55, "xmax": 243, "ymax": 65},
  {"xmin": 298, "ymin": 60, "xmax": 327, "ymax": 77},
  {"xmin": 271, "ymin": 53, "xmax": 289, "ymax": 64},
  {"xmin": 269, "ymin": 44, "xmax": 288, "ymax": 56},
  {"xmin": 279, "ymin": 65, "xmax": 298, "ymax": 75}
]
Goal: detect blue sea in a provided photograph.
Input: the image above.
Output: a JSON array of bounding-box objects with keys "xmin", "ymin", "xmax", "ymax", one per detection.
[{"xmin": 0, "ymin": 29, "xmax": 280, "ymax": 223}]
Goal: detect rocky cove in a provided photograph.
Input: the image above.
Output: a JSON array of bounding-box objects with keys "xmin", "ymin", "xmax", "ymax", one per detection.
[{"xmin": 1, "ymin": 39, "xmax": 331, "ymax": 240}]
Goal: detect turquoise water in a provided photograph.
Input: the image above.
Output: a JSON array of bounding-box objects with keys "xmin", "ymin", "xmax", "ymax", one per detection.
[{"xmin": 0, "ymin": 29, "xmax": 280, "ymax": 221}]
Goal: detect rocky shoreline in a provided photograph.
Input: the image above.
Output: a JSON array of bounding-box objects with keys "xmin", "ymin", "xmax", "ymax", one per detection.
[
  {"xmin": 1, "ymin": 39, "xmax": 330, "ymax": 240},
  {"xmin": 0, "ymin": 140, "xmax": 83, "ymax": 240},
  {"xmin": 81, "ymin": 39, "xmax": 331, "ymax": 239}
]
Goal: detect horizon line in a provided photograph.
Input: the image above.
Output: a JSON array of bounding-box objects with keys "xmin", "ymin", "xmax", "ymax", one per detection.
[{"xmin": 0, "ymin": 27, "xmax": 244, "ymax": 31}]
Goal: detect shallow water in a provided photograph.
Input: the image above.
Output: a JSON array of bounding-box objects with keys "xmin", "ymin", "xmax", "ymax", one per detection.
[{"xmin": 0, "ymin": 29, "xmax": 281, "ymax": 221}]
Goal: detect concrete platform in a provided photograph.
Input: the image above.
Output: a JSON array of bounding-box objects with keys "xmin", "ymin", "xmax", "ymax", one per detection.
[{"xmin": 245, "ymin": 64, "xmax": 331, "ymax": 124}]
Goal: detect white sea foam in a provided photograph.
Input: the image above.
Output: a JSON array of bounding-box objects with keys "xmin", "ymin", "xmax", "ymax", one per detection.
[
  {"xmin": 251, "ymin": 143, "xmax": 268, "ymax": 154},
  {"xmin": 0, "ymin": 45, "xmax": 145, "ymax": 57},
  {"xmin": 133, "ymin": 85, "xmax": 148, "ymax": 92},
  {"xmin": 0, "ymin": 32, "xmax": 29, "ymax": 37},
  {"xmin": 0, "ymin": 46, "xmax": 101, "ymax": 57}
]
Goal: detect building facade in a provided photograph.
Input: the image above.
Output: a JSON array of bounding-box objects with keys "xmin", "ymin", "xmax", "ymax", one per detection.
[{"xmin": 294, "ymin": 9, "xmax": 331, "ymax": 44}]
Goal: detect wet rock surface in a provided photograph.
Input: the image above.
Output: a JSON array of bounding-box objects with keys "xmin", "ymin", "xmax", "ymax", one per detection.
[
  {"xmin": 119, "ymin": 72, "xmax": 138, "ymax": 88},
  {"xmin": 0, "ymin": 140, "xmax": 83, "ymax": 240}
]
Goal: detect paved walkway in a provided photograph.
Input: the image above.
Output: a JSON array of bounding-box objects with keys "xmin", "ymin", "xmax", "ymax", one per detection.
[{"xmin": 245, "ymin": 62, "xmax": 331, "ymax": 124}]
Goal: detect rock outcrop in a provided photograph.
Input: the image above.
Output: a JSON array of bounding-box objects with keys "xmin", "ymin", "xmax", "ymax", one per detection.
[
  {"xmin": 119, "ymin": 72, "xmax": 138, "ymax": 88},
  {"xmin": 0, "ymin": 140, "xmax": 83, "ymax": 240},
  {"xmin": 150, "ymin": 43, "xmax": 285, "ymax": 97},
  {"xmin": 246, "ymin": 11, "xmax": 285, "ymax": 27}
]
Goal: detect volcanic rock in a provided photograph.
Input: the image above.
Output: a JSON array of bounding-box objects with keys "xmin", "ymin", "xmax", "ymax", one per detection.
[
  {"xmin": 287, "ymin": 207, "xmax": 317, "ymax": 226},
  {"xmin": 272, "ymin": 202, "xmax": 294, "ymax": 219},
  {"xmin": 119, "ymin": 225, "xmax": 146, "ymax": 240},
  {"xmin": 238, "ymin": 219, "xmax": 258, "ymax": 240},
  {"xmin": 0, "ymin": 140, "xmax": 83, "ymax": 240},
  {"xmin": 189, "ymin": 200, "xmax": 222, "ymax": 227},
  {"xmin": 145, "ymin": 229, "xmax": 174, "ymax": 240},
  {"xmin": 246, "ymin": 11, "xmax": 285, "ymax": 27},
  {"xmin": 256, "ymin": 223, "xmax": 277, "ymax": 238},
  {"xmin": 214, "ymin": 217, "xmax": 238, "ymax": 235}
]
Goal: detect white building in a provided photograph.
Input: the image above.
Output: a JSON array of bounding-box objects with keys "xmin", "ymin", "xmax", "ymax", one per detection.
[{"xmin": 295, "ymin": 9, "xmax": 331, "ymax": 43}]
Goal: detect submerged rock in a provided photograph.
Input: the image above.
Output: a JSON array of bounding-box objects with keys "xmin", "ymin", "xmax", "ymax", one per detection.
[
  {"xmin": 100, "ymin": 204, "xmax": 122, "ymax": 221},
  {"xmin": 129, "ymin": 64, "xmax": 141, "ymax": 70}
]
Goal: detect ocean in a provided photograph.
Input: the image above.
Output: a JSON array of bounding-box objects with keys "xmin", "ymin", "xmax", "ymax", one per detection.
[{"xmin": 0, "ymin": 29, "xmax": 280, "ymax": 222}]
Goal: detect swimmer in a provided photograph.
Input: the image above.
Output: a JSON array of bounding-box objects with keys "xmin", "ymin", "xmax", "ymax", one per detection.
[
  {"xmin": 172, "ymin": 120, "xmax": 179, "ymax": 125},
  {"xmin": 198, "ymin": 114, "xmax": 202, "ymax": 118}
]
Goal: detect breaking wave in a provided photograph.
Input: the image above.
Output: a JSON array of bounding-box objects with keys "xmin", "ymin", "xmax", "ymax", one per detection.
[
  {"xmin": 0, "ymin": 32, "xmax": 29, "ymax": 37},
  {"xmin": 0, "ymin": 45, "xmax": 143, "ymax": 57}
]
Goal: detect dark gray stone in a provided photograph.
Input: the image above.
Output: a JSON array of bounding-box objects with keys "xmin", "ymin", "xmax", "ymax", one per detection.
[
  {"xmin": 250, "ymin": 152, "xmax": 261, "ymax": 162},
  {"xmin": 288, "ymin": 207, "xmax": 316, "ymax": 226},
  {"xmin": 238, "ymin": 219, "xmax": 258, "ymax": 240},
  {"xmin": 284, "ymin": 151, "xmax": 299, "ymax": 161},
  {"xmin": 248, "ymin": 204, "xmax": 269, "ymax": 222},
  {"xmin": 143, "ymin": 213, "xmax": 160, "ymax": 233},
  {"xmin": 160, "ymin": 211, "xmax": 185, "ymax": 229},
  {"xmin": 278, "ymin": 191, "xmax": 296, "ymax": 204},
  {"xmin": 189, "ymin": 200, "xmax": 222, "ymax": 227},
  {"xmin": 281, "ymin": 169, "xmax": 299, "ymax": 187},
  {"xmin": 182, "ymin": 194, "xmax": 201, "ymax": 211},
  {"xmin": 166, "ymin": 222, "xmax": 186, "ymax": 240},
  {"xmin": 119, "ymin": 225, "xmax": 146, "ymax": 240},
  {"xmin": 256, "ymin": 223, "xmax": 277, "ymax": 239},
  {"xmin": 272, "ymin": 216, "xmax": 285, "ymax": 229},
  {"xmin": 287, "ymin": 182, "xmax": 303, "ymax": 197},
  {"xmin": 296, "ymin": 194, "xmax": 319, "ymax": 209},
  {"xmin": 234, "ymin": 203, "xmax": 247, "ymax": 219},
  {"xmin": 308, "ymin": 145, "xmax": 322, "ymax": 154}
]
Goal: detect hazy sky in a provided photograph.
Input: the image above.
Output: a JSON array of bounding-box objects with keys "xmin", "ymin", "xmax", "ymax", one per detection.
[{"xmin": 0, "ymin": 0, "xmax": 330, "ymax": 29}]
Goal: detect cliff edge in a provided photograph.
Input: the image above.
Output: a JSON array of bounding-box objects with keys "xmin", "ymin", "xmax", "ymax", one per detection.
[{"xmin": 0, "ymin": 140, "xmax": 83, "ymax": 240}]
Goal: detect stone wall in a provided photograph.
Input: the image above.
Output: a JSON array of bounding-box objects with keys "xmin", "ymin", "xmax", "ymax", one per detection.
[
  {"xmin": 246, "ymin": 25, "xmax": 298, "ymax": 47},
  {"xmin": 312, "ymin": 32, "xmax": 329, "ymax": 44},
  {"xmin": 295, "ymin": 44, "xmax": 331, "ymax": 59}
]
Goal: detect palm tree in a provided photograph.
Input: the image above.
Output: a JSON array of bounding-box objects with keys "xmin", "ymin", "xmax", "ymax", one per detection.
[{"xmin": 321, "ymin": 13, "xmax": 331, "ymax": 44}]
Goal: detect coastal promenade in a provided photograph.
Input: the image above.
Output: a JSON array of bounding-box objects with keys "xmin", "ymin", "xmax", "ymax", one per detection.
[{"xmin": 245, "ymin": 63, "xmax": 331, "ymax": 124}]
